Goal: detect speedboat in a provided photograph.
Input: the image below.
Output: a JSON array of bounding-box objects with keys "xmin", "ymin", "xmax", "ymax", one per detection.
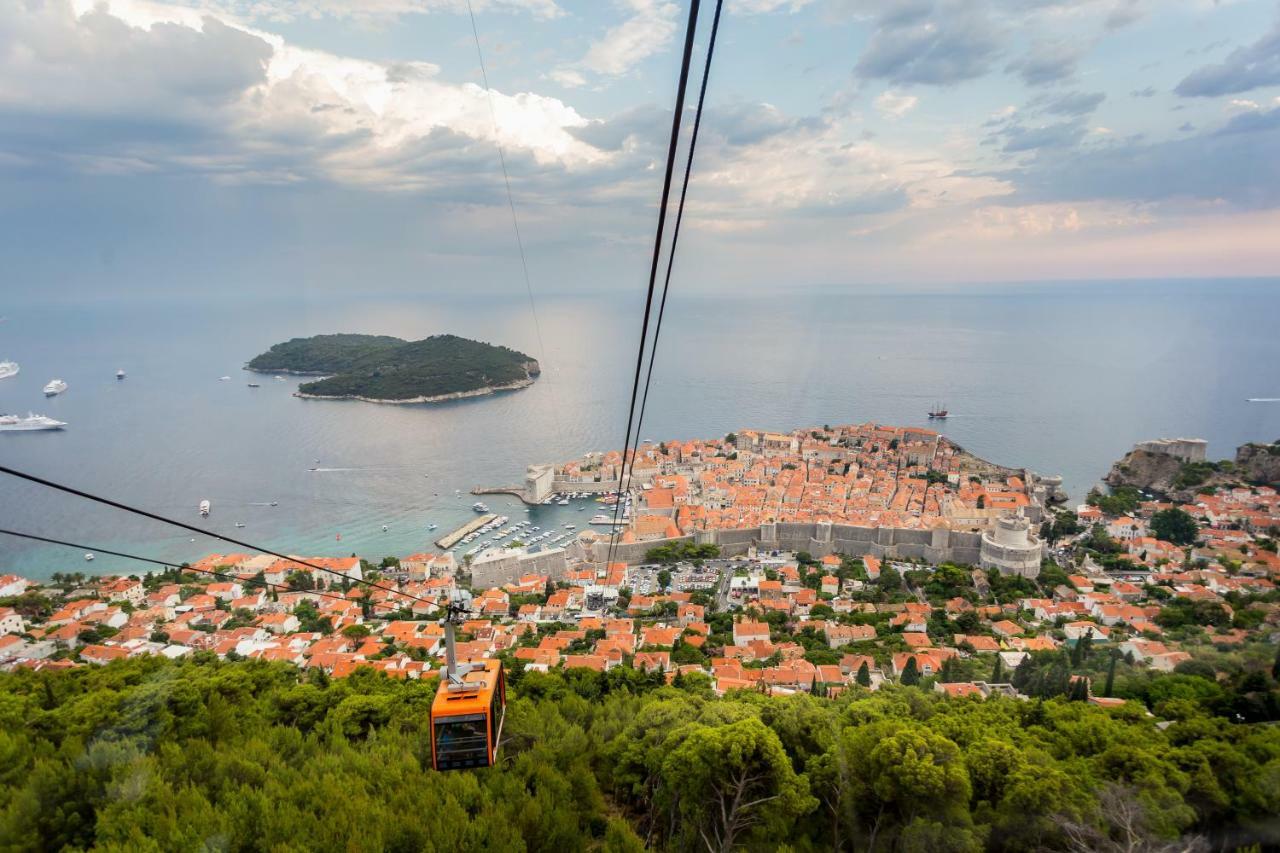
[
  {"xmin": 84, "ymin": 553, "xmax": 94, "ymax": 561},
  {"xmin": 0, "ymin": 361, "xmax": 18, "ymax": 380},
  {"xmin": 428, "ymin": 523, "xmax": 438, "ymax": 530},
  {"xmin": 234, "ymin": 522, "xmax": 246, "ymax": 528},
  {"xmin": 199, "ymin": 499, "xmax": 211, "ymax": 517},
  {"xmin": 43, "ymin": 379, "xmax": 67, "ymax": 396},
  {"xmin": 219, "ymin": 376, "xmax": 231, "ymax": 381},
  {"xmin": 382, "ymin": 524, "xmax": 389, "ymax": 532},
  {"xmin": 116, "ymin": 369, "xmax": 126, "ymax": 380}
]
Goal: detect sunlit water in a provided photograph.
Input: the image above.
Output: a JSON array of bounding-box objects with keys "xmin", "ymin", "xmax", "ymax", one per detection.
[{"xmin": 2, "ymin": 279, "xmax": 1277, "ymax": 579}]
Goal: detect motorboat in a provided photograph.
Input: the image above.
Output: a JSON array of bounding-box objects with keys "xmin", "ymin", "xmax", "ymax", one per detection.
[
  {"xmin": 84, "ymin": 553, "xmax": 94, "ymax": 561},
  {"xmin": 43, "ymin": 379, "xmax": 67, "ymax": 396},
  {"xmin": 116, "ymin": 369, "xmax": 126, "ymax": 380},
  {"xmin": 0, "ymin": 361, "xmax": 19, "ymax": 380},
  {"xmin": 199, "ymin": 499, "xmax": 211, "ymax": 517},
  {"xmin": 0, "ymin": 413, "xmax": 66, "ymax": 431}
]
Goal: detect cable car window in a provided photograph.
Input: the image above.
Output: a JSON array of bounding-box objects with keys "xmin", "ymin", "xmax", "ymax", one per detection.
[{"xmin": 433, "ymin": 713, "xmax": 490, "ymax": 770}]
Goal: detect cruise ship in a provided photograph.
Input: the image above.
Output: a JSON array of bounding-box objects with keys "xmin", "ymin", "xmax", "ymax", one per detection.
[
  {"xmin": 43, "ymin": 379, "xmax": 68, "ymax": 396},
  {"xmin": 0, "ymin": 413, "xmax": 66, "ymax": 431},
  {"xmin": 0, "ymin": 361, "xmax": 18, "ymax": 380}
]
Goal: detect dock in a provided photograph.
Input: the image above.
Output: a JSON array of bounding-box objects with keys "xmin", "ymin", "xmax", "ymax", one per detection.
[{"xmin": 435, "ymin": 514, "xmax": 497, "ymax": 549}]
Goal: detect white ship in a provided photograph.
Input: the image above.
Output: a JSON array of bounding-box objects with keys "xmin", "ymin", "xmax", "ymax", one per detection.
[
  {"xmin": 0, "ymin": 413, "xmax": 66, "ymax": 431},
  {"xmin": 43, "ymin": 379, "xmax": 68, "ymax": 396},
  {"xmin": 0, "ymin": 361, "xmax": 18, "ymax": 380},
  {"xmin": 199, "ymin": 499, "xmax": 211, "ymax": 517},
  {"xmin": 472, "ymin": 502, "xmax": 489, "ymax": 512},
  {"xmin": 589, "ymin": 513, "xmax": 625, "ymax": 526}
]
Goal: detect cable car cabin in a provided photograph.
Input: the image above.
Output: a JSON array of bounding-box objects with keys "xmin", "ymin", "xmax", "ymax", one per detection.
[{"xmin": 430, "ymin": 659, "xmax": 506, "ymax": 771}]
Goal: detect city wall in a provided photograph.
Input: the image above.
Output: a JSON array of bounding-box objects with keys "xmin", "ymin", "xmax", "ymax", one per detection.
[
  {"xmin": 469, "ymin": 548, "xmax": 568, "ymax": 590},
  {"xmin": 585, "ymin": 521, "xmax": 985, "ymax": 567}
]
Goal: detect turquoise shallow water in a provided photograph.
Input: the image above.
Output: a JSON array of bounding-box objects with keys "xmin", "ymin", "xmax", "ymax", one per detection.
[{"xmin": 1, "ymin": 279, "xmax": 1278, "ymax": 579}]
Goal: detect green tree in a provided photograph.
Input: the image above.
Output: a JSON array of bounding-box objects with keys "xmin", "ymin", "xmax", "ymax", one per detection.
[
  {"xmin": 660, "ymin": 717, "xmax": 816, "ymax": 851},
  {"xmin": 856, "ymin": 662, "xmax": 871, "ymax": 687},
  {"xmin": 1150, "ymin": 508, "xmax": 1200, "ymax": 546},
  {"xmin": 901, "ymin": 657, "xmax": 921, "ymax": 686}
]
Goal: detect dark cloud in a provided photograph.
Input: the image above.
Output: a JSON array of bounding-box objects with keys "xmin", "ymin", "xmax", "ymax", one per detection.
[
  {"xmin": 1006, "ymin": 106, "xmax": 1280, "ymax": 207},
  {"xmin": 0, "ymin": 8, "xmax": 272, "ymax": 117},
  {"xmin": 1175, "ymin": 18, "xmax": 1280, "ymax": 96},
  {"xmin": 854, "ymin": 1, "xmax": 1004, "ymax": 86},
  {"xmin": 570, "ymin": 102, "xmax": 821, "ymax": 152},
  {"xmin": 1104, "ymin": 0, "xmax": 1145, "ymax": 31},
  {"xmin": 1006, "ymin": 41, "xmax": 1085, "ymax": 87},
  {"xmin": 1001, "ymin": 119, "xmax": 1088, "ymax": 152},
  {"xmin": 1032, "ymin": 91, "xmax": 1106, "ymax": 117}
]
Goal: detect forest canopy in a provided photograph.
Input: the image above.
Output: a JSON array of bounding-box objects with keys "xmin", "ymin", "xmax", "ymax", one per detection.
[
  {"xmin": 246, "ymin": 334, "xmax": 539, "ymax": 401},
  {"xmin": 1, "ymin": 656, "xmax": 1278, "ymax": 852}
]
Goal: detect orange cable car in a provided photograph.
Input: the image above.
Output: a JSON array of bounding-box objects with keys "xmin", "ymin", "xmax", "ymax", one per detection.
[{"xmin": 429, "ymin": 592, "xmax": 506, "ymax": 771}]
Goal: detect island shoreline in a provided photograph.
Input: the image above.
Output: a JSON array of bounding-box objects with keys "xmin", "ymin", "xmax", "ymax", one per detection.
[{"xmin": 292, "ymin": 377, "xmax": 535, "ymax": 405}]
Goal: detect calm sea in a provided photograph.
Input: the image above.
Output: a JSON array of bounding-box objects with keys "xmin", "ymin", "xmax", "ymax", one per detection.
[{"xmin": 2, "ymin": 279, "xmax": 1278, "ymax": 579}]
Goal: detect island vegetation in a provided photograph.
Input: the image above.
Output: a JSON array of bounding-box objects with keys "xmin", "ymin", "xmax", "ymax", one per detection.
[{"xmin": 246, "ymin": 334, "xmax": 539, "ymax": 403}]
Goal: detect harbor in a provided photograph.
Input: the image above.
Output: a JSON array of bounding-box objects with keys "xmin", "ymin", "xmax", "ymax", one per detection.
[{"xmin": 435, "ymin": 513, "xmax": 497, "ymax": 549}]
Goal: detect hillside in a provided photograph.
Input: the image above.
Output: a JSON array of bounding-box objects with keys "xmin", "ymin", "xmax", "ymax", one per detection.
[
  {"xmin": 1104, "ymin": 439, "xmax": 1280, "ymax": 501},
  {"xmin": 247, "ymin": 333, "xmax": 540, "ymax": 403},
  {"xmin": 2, "ymin": 657, "xmax": 1277, "ymax": 851}
]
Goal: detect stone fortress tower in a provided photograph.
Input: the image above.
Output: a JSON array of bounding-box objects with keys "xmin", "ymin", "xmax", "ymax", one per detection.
[{"xmin": 979, "ymin": 510, "xmax": 1045, "ymax": 578}]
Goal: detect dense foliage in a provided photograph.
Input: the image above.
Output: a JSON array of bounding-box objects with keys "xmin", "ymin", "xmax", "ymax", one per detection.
[
  {"xmin": 2, "ymin": 657, "xmax": 1278, "ymax": 851},
  {"xmin": 247, "ymin": 333, "xmax": 537, "ymax": 401}
]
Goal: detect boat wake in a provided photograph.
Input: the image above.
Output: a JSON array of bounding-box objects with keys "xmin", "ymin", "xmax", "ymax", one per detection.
[{"xmin": 1246, "ymin": 398, "xmax": 1280, "ymax": 403}]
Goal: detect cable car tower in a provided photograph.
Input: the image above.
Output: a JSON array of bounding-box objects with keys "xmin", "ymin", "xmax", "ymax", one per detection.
[{"xmin": 429, "ymin": 590, "xmax": 506, "ymax": 771}]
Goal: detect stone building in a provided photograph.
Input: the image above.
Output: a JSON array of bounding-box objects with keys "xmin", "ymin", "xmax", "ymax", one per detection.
[
  {"xmin": 979, "ymin": 512, "xmax": 1044, "ymax": 578},
  {"xmin": 1135, "ymin": 438, "xmax": 1208, "ymax": 463}
]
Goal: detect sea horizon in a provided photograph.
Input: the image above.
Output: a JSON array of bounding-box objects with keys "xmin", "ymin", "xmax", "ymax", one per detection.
[{"xmin": 2, "ymin": 277, "xmax": 1278, "ymax": 579}]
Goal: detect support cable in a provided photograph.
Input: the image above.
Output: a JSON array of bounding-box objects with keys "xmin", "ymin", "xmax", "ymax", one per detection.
[
  {"xmin": 0, "ymin": 528, "xmax": 359, "ymax": 607},
  {"xmin": 622, "ymin": 0, "xmax": 725, "ymax": 508},
  {"xmin": 606, "ymin": 0, "xmax": 705, "ymax": 566},
  {"xmin": 464, "ymin": 0, "xmax": 565, "ymax": 445},
  {"xmin": 0, "ymin": 464, "xmax": 435, "ymax": 606}
]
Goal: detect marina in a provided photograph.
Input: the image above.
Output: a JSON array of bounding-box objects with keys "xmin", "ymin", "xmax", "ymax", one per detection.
[{"xmin": 435, "ymin": 513, "xmax": 498, "ymax": 549}]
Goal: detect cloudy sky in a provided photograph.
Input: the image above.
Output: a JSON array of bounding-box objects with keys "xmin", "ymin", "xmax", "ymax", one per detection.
[{"xmin": 2, "ymin": 0, "xmax": 1278, "ymax": 301}]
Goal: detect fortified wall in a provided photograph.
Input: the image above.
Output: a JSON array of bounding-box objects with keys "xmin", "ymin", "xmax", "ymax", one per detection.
[{"xmin": 469, "ymin": 547, "xmax": 567, "ymax": 590}]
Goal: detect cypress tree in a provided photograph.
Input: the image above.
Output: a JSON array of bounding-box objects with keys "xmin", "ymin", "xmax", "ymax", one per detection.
[
  {"xmin": 856, "ymin": 661, "xmax": 871, "ymax": 687},
  {"xmin": 901, "ymin": 657, "xmax": 921, "ymax": 686},
  {"xmin": 1104, "ymin": 651, "xmax": 1118, "ymax": 697},
  {"xmin": 991, "ymin": 655, "xmax": 1004, "ymax": 684}
]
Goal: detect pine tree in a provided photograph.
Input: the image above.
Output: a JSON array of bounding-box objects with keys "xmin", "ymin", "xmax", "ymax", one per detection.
[{"xmin": 856, "ymin": 661, "xmax": 871, "ymax": 687}]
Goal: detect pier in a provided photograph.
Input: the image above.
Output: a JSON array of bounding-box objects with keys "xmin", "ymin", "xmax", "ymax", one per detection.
[{"xmin": 435, "ymin": 513, "xmax": 497, "ymax": 549}]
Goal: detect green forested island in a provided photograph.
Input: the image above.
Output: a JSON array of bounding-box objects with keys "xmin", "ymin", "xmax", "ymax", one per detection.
[
  {"xmin": 246, "ymin": 333, "xmax": 540, "ymax": 403},
  {"xmin": 2, "ymin": 656, "xmax": 1278, "ymax": 851}
]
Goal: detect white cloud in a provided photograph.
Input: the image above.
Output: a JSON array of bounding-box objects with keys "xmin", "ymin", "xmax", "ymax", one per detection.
[
  {"xmin": 2, "ymin": 0, "xmax": 606, "ymax": 190},
  {"xmin": 158, "ymin": 0, "xmax": 565, "ymax": 23},
  {"xmin": 547, "ymin": 68, "xmax": 586, "ymax": 88},
  {"xmin": 580, "ymin": 0, "xmax": 679, "ymax": 77},
  {"xmin": 874, "ymin": 90, "xmax": 919, "ymax": 118},
  {"xmin": 731, "ymin": 0, "xmax": 814, "ymax": 11}
]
